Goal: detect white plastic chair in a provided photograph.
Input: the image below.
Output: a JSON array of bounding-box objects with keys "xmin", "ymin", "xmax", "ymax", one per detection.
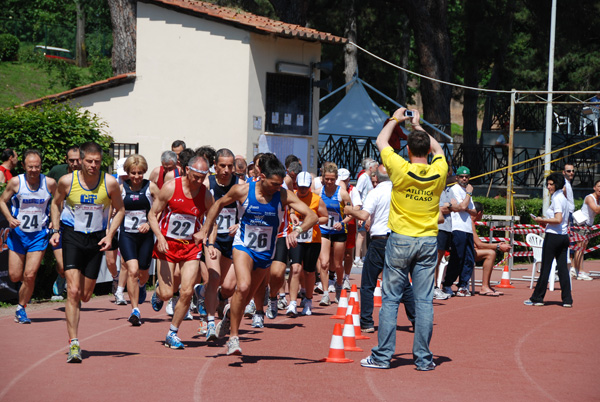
[
  {"xmin": 548, "ymin": 252, "xmax": 572, "ymax": 292},
  {"xmin": 526, "ymin": 234, "xmax": 543, "ymax": 289}
]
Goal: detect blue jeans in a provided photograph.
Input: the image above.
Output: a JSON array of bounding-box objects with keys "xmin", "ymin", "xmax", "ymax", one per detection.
[
  {"xmin": 370, "ymin": 233, "xmax": 437, "ymax": 369},
  {"xmin": 360, "ymin": 237, "xmax": 415, "ymax": 329}
]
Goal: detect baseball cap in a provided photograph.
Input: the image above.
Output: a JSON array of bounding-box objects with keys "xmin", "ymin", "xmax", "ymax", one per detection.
[
  {"xmin": 457, "ymin": 166, "xmax": 470, "ymax": 176},
  {"xmin": 296, "ymin": 171, "xmax": 312, "ymax": 187},
  {"xmin": 116, "ymin": 157, "xmax": 127, "ymax": 177},
  {"xmin": 338, "ymin": 168, "xmax": 350, "ymax": 181}
]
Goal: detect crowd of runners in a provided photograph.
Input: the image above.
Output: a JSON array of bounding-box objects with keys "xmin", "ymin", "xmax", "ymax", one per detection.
[{"xmin": 2, "ymin": 106, "xmax": 597, "ymax": 368}]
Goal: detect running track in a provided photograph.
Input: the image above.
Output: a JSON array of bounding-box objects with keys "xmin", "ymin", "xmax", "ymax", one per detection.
[{"xmin": 1, "ymin": 262, "xmax": 599, "ymax": 402}]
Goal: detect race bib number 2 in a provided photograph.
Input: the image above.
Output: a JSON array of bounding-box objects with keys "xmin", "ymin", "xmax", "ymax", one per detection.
[
  {"xmin": 124, "ymin": 210, "xmax": 147, "ymax": 233},
  {"xmin": 244, "ymin": 225, "xmax": 272, "ymax": 252},
  {"xmin": 167, "ymin": 213, "xmax": 196, "ymax": 240}
]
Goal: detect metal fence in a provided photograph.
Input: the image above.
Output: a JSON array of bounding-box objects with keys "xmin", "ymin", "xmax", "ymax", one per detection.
[{"xmin": 108, "ymin": 143, "xmax": 139, "ymax": 174}]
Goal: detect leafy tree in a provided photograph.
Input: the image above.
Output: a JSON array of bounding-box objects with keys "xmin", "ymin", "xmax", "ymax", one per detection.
[{"xmin": 0, "ymin": 102, "xmax": 114, "ymax": 174}]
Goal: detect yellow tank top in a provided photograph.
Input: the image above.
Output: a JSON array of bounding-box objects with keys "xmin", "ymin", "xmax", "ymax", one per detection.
[{"xmin": 61, "ymin": 172, "xmax": 111, "ymax": 233}]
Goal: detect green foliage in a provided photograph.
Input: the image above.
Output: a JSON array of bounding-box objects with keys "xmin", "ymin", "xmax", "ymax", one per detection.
[
  {"xmin": 0, "ymin": 102, "xmax": 114, "ymax": 175},
  {"xmin": 88, "ymin": 55, "xmax": 113, "ymax": 82},
  {"xmin": 0, "ymin": 33, "xmax": 19, "ymax": 61}
]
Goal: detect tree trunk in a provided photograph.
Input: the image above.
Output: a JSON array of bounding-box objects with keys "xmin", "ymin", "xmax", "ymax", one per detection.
[
  {"xmin": 462, "ymin": 0, "xmax": 480, "ymax": 146},
  {"xmin": 75, "ymin": 0, "xmax": 87, "ymax": 68},
  {"xmin": 343, "ymin": 0, "xmax": 357, "ymax": 91},
  {"xmin": 268, "ymin": 0, "xmax": 309, "ymax": 26},
  {"xmin": 396, "ymin": 16, "xmax": 410, "ymax": 107},
  {"xmin": 107, "ymin": 0, "xmax": 136, "ymax": 75},
  {"xmin": 402, "ymin": 0, "xmax": 453, "ymax": 137}
]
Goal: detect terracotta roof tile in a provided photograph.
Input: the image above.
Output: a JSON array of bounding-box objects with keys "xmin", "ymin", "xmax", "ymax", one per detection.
[
  {"xmin": 141, "ymin": 0, "xmax": 346, "ymax": 45},
  {"xmin": 18, "ymin": 73, "xmax": 136, "ymax": 108}
]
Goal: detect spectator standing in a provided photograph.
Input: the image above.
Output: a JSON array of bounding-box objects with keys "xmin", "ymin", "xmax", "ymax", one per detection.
[{"xmin": 0, "ymin": 148, "xmax": 18, "ymax": 183}]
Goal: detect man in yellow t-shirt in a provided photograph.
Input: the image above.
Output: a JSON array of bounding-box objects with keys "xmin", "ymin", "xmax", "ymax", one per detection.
[{"xmin": 361, "ymin": 108, "xmax": 447, "ymax": 372}]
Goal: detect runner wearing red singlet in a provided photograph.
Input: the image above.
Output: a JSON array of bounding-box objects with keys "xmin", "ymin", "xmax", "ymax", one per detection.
[{"xmin": 148, "ymin": 156, "xmax": 215, "ymax": 350}]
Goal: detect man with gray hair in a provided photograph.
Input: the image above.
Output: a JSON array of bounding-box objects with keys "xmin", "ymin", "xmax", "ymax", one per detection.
[
  {"xmin": 344, "ymin": 165, "xmax": 414, "ymax": 333},
  {"xmin": 149, "ymin": 150, "xmax": 179, "ymax": 189}
]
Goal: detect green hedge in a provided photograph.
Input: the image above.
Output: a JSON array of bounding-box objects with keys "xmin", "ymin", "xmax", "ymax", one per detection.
[{"xmin": 0, "ymin": 33, "xmax": 19, "ymax": 61}]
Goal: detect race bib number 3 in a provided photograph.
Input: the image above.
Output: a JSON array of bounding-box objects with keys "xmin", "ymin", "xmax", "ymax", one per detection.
[
  {"xmin": 74, "ymin": 204, "xmax": 104, "ymax": 233},
  {"xmin": 124, "ymin": 210, "xmax": 147, "ymax": 233},
  {"xmin": 17, "ymin": 209, "xmax": 45, "ymax": 233},
  {"xmin": 167, "ymin": 213, "xmax": 196, "ymax": 240},
  {"xmin": 216, "ymin": 208, "xmax": 236, "ymax": 234},
  {"xmin": 243, "ymin": 225, "xmax": 272, "ymax": 252}
]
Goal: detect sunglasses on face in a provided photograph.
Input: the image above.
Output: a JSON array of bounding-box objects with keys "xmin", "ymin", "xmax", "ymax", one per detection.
[
  {"xmin": 565, "ymin": 170, "xmax": 574, "ymax": 173},
  {"xmin": 458, "ymin": 175, "xmax": 469, "ymax": 179}
]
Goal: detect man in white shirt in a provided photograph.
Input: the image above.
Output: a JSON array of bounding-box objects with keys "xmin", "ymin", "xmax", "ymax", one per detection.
[
  {"xmin": 441, "ymin": 166, "xmax": 477, "ymax": 297},
  {"xmin": 562, "ymin": 164, "xmax": 575, "ymax": 218},
  {"xmin": 353, "ymin": 158, "xmax": 378, "ymax": 267},
  {"xmin": 344, "ymin": 165, "xmax": 414, "ymax": 333}
]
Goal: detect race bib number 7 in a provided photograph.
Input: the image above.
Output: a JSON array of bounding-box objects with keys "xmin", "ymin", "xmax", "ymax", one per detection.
[
  {"xmin": 167, "ymin": 213, "xmax": 196, "ymax": 240},
  {"xmin": 243, "ymin": 225, "xmax": 272, "ymax": 252},
  {"xmin": 74, "ymin": 204, "xmax": 104, "ymax": 233}
]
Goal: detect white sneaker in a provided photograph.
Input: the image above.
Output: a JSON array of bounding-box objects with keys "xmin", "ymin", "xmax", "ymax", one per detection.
[
  {"xmin": 577, "ymin": 272, "xmax": 593, "ymax": 281},
  {"xmin": 570, "ymin": 267, "xmax": 578, "ymax": 278},
  {"xmin": 343, "ymin": 275, "xmax": 351, "ymax": 291},
  {"xmin": 114, "ymin": 292, "xmax": 127, "ymax": 305},
  {"xmin": 314, "ymin": 282, "xmax": 324, "ymax": 294},
  {"xmin": 328, "ymin": 279, "xmax": 335, "ymax": 293},
  {"xmin": 166, "ymin": 297, "xmax": 177, "ymax": 316},
  {"xmin": 184, "ymin": 305, "xmax": 194, "ymax": 320},
  {"xmin": 286, "ymin": 303, "xmax": 297, "ymax": 317},
  {"xmin": 433, "ymin": 287, "xmax": 450, "ymax": 300},
  {"xmin": 301, "ymin": 299, "xmax": 312, "ymax": 316},
  {"xmin": 244, "ymin": 299, "xmax": 256, "ymax": 318}
]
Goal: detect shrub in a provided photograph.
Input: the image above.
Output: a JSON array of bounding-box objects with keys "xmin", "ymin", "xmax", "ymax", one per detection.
[{"xmin": 0, "ymin": 33, "xmax": 19, "ymax": 61}]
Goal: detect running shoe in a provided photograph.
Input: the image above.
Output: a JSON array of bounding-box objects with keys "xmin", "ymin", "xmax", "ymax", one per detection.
[
  {"xmin": 416, "ymin": 362, "xmax": 436, "ymax": 371},
  {"xmin": 138, "ymin": 284, "xmax": 147, "ymax": 305},
  {"xmin": 456, "ymin": 287, "xmax": 471, "ymax": 297},
  {"xmin": 442, "ymin": 287, "xmax": 455, "ymax": 298},
  {"xmin": 194, "ymin": 284, "xmax": 207, "ymax": 316},
  {"xmin": 128, "ymin": 309, "xmax": 142, "ymax": 326},
  {"xmin": 314, "ymin": 282, "xmax": 324, "ymax": 294},
  {"xmin": 166, "ymin": 297, "xmax": 177, "ymax": 316},
  {"xmin": 360, "ymin": 355, "xmax": 389, "ymax": 369},
  {"xmin": 53, "ymin": 275, "xmax": 66, "ymax": 296},
  {"xmin": 286, "ymin": 303, "xmax": 297, "ymax": 317},
  {"xmin": 334, "ymin": 283, "xmax": 342, "ymax": 304},
  {"xmin": 151, "ymin": 290, "xmax": 164, "ymax": 312},
  {"xmin": 251, "ymin": 312, "xmax": 264, "ymax": 328},
  {"xmin": 184, "ymin": 305, "xmax": 194, "ymax": 320},
  {"xmin": 115, "ymin": 292, "xmax": 127, "ymax": 305},
  {"xmin": 67, "ymin": 342, "xmax": 82, "ymax": 363},
  {"xmin": 277, "ymin": 296, "xmax": 288, "ymax": 310},
  {"xmin": 343, "ymin": 275, "xmax": 351, "ymax": 291},
  {"xmin": 562, "ymin": 303, "xmax": 573, "ymax": 308},
  {"xmin": 165, "ymin": 332, "xmax": 184, "ymax": 349},
  {"xmin": 328, "ymin": 279, "xmax": 336, "ymax": 293},
  {"xmin": 226, "ymin": 336, "xmax": 242, "ymax": 356},
  {"xmin": 319, "ymin": 294, "xmax": 330, "ymax": 306},
  {"xmin": 197, "ymin": 318, "xmax": 208, "ymax": 335},
  {"xmin": 266, "ymin": 298, "xmax": 278, "ymax": 319},
  {"xmin": 216, "ymin": 304, "xmax": 230, "ymax": 339},
  {"xmin": 301, "ymin": 299, "xmax": 312, "ymax": 316},
  {"xmin": 577, "ymin": 272, "xmax": 593, "ymax": 281},
  {"xmin": 523, "ymin": 299, "xmax": 544, "ymax": 306},
  {"xmin": 433, "ymin": 287, "xmax": 450, "ymax": 300},
  {"xmin": 14, "ymin": 309, "xmax": 31, "ymax": 324},
  {"xmin": 570, "ymin": 267, "xmax": 577, "ymax": 278},
  {"xmin": 206, "ymin": 321, "xmax": 218, "ymax": 341},
  {"xmin": 244, "ymin": 299, "xmax": 256, "ymax": 318}
]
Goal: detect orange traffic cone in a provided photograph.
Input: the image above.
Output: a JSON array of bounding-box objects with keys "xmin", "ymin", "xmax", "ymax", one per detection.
[
  {"xmin": 352, "ymin": 302, "xmax": 369, "ymax": 340},
  {"xmin": 331, "ymin": 289, "xmax": 348, "ymax": 319},
  {"xmin": 342, "ymin": 313, "xmax": 362, "ymax": 352},
  {"xmin": 373, "ymin": 280, "xmax": 382, "ymax": 307},
  {"xmin": 321, "ymin": 323, "xmax": 353, "ymax": 363},
  {"xmin": 496, "ymin": 265, "xmax": 515, "ymax": 289},
  {"xmin": 349, "ymin": 284, "xmax": 359, "ymax": 305},
  {"xmin": 345, "ymin": 297, "xmax": 355, "ymax": 318}
]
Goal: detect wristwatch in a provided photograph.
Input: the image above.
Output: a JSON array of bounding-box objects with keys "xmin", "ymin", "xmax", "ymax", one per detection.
[
  {"xmin": 496, "ymin": 244, "xmax": 500, "ymax": 251},
  {"xmin": 49, "ymin": 229, "xmax": 60, "ymax": 235},
  {"xmin": 294, "ymin": 226, "xmax": 303, "ymax": 234},
  {"xmin": 466, "ymin": 191, "xmax": 473, "ymax": 196}
]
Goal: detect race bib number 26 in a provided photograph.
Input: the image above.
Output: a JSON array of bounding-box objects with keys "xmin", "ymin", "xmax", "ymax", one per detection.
[{"xmin": 243, "ymin": 225, "xmax": 272, "ymax": 252}]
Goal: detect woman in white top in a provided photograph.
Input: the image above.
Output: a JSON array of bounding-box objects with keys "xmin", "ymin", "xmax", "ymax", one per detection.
[
  {"xmin": 572, "ymin": 179, "xmax": 600, "ymax": 279},
  {"xmin": 525, "ymin": 173, "xmax": 573, "ymax": 307}
]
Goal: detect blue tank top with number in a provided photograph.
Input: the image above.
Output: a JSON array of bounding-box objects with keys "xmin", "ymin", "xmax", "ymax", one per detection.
[
  {"xmin": 10, "ymin": 174, "xmax": 52, "ymax": 234},
  {"xmin": 233, "ymin": 180, "xmax": 284, "ymax": 260},
  {"xmin": 319, "ymin": 185, "xmax": 346, "ymax": 235}
]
